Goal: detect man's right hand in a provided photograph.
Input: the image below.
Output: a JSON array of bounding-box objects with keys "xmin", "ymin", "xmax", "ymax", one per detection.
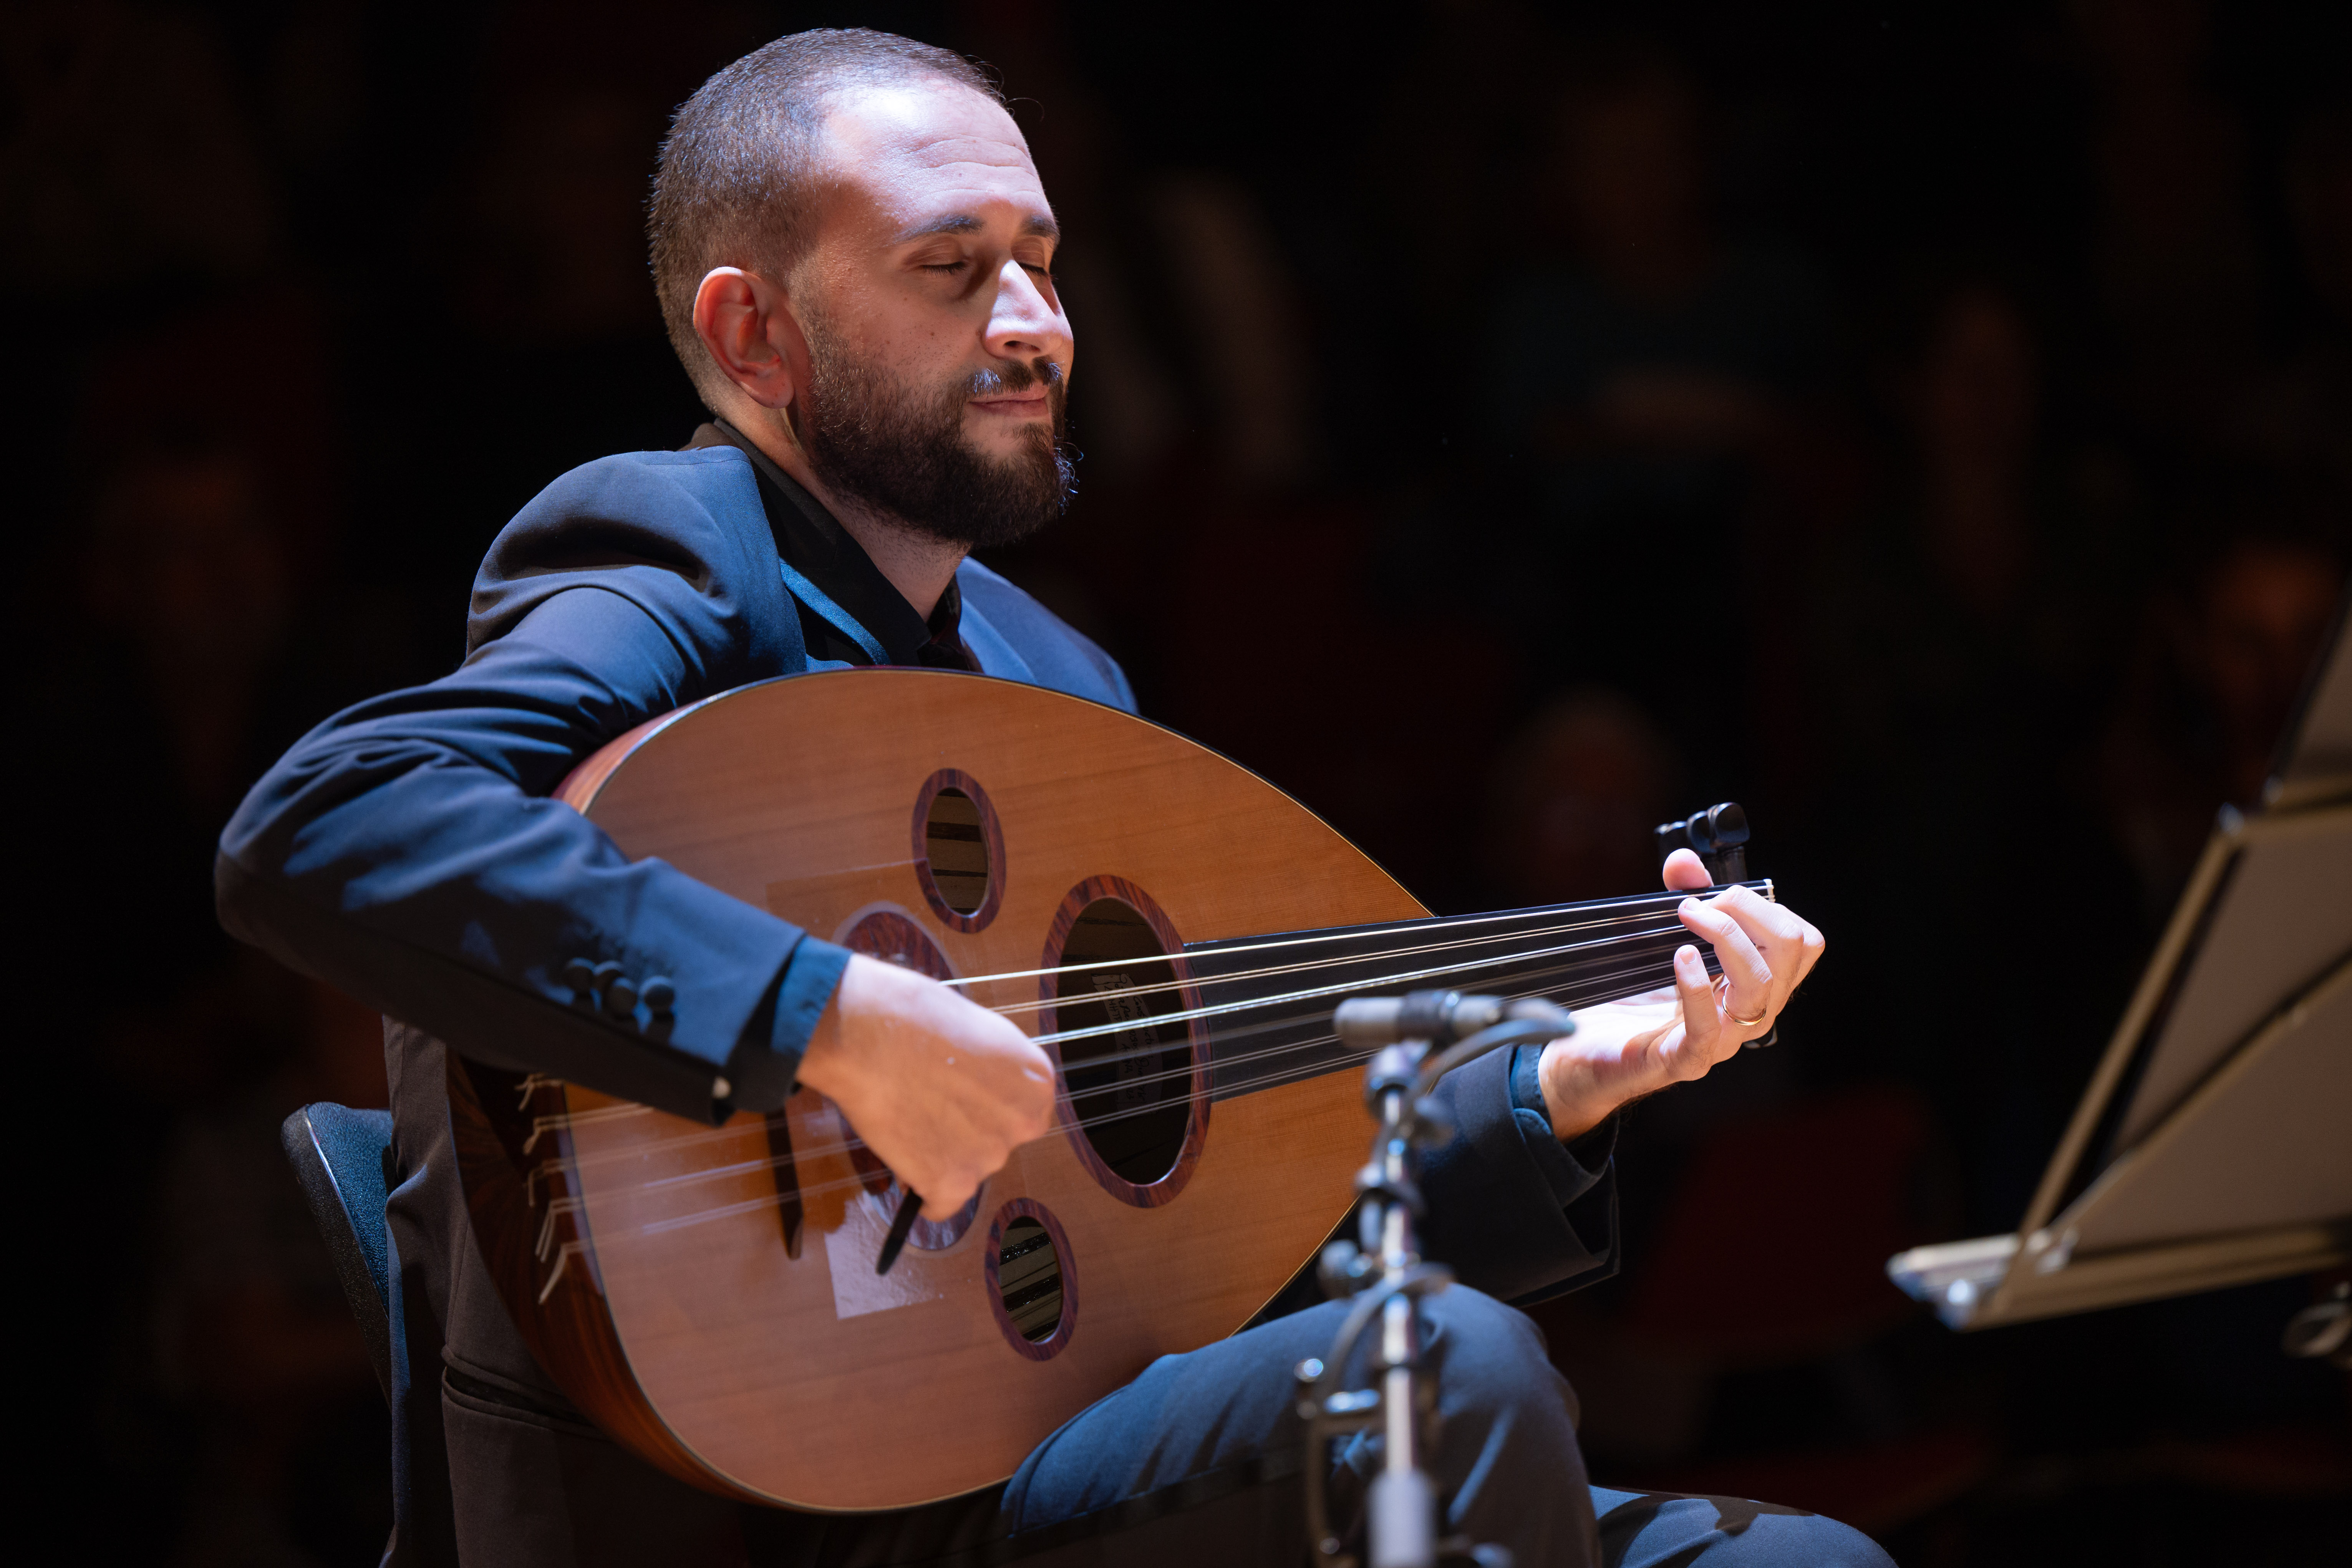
[{"xmin": 792, "ymin": 953, "xmax": 1058, "ymax": 1219}]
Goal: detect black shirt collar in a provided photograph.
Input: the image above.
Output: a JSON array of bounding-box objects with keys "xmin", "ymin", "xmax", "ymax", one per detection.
[{"xmin": 692, "ymin": 420, "xmax": 971, "ymax": 669}]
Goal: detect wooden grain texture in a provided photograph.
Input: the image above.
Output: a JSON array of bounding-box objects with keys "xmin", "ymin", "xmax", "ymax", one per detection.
[
  {"xmin": 457, "ymin": 669, "xmax": 1426, "ymax": 1511},
  {"xmin": 447, "ymin": 1056, "xmax": 738, "ymax": 1495}
]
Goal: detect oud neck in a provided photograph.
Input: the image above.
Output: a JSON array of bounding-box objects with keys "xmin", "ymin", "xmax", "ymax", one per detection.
[{"xmin": 1178, "ymin": 881, "xmax": 1770, "ymax": 1102}]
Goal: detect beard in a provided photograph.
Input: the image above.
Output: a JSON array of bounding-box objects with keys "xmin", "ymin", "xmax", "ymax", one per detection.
[{"xmin": 797, "ymin": 320, "xmax": 1076, "ymax": 551}]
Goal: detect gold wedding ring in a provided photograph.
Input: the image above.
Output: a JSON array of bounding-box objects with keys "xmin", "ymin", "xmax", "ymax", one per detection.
[{"xmin": 1714, "ymin": 975, "xmax": 1769, "ymax": 1028}]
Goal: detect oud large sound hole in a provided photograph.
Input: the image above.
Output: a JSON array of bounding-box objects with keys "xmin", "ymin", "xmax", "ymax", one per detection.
[{"xmin": 1054, "ymin": 897, "xmax": 1195, "ymax": 1188}]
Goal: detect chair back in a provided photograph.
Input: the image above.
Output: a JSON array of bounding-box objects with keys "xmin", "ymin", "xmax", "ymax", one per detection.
[{"xmin": 281, "ymin": 1102, "xmax": 397, "ymax": 1401}]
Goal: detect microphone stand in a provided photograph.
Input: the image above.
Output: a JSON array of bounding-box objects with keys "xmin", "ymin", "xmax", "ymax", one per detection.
[{"xmin": 1299, "ymin": 993, "xmax": 1571, "ymax": 1568}]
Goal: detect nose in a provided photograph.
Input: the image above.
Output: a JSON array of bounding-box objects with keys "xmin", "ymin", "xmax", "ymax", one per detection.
[{"xmin": 984, "ymin": 258, "xmax": 1072, "ymax": 370}]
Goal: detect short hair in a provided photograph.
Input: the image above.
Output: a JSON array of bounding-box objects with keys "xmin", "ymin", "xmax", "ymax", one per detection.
[{"xmin": 648, "ymin": 30, "xmax": 1001, "ymax": 404}]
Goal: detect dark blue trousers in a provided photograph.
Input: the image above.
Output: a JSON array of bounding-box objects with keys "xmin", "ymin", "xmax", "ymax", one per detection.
[{"xmin": 448, "ymin": 1287, "xmax": 1891, "ymax": 1566}]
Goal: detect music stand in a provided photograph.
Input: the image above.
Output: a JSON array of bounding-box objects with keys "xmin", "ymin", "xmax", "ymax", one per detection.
[{"xmin": 1890, "ymin": 588, "xmax": 2352, "ymax": 1329}]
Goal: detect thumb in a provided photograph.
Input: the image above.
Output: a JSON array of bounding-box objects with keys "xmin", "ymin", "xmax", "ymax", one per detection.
[{"xmin": 1661, "ymin": 847, "xmax": 1712, "ymax": 891}]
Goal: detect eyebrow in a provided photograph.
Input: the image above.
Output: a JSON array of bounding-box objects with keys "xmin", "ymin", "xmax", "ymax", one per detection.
[{"xmin": 894, "ymin": 212, "xmax": 1061, "ymax": 244}]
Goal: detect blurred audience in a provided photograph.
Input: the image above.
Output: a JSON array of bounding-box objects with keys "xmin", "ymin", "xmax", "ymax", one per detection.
[
  {"xmin": 1476, "ymin": 36, "xmax": 1840, "ymax": 766},
  {"xmin": 86, "ymin": 446, "xmax": 293, "ymax": 814},
  {"xmin": 2101, "ymin": 500, "xmax": 2348, "ymax": 913},
  {"xmin": 2074, "ymin": 0, "xmax": 2265, "ymax": 433},
  {"xmin": 2232, "ymin": 103, "xmax": 2352, "ymax": 495},
  {"xmin": 16, "ymin": 56, "xmax": 402, "ymax": 1547},
  {"xmin": 0, "ymin": 0, "xmax": 282, "ymax": 295},
  {"xmin": 1480, "ymin": 687, "xmax": 1679, "ymax": 908},
  {"xmin": 1807, "ymin": 275, "xmax": 2143, "ymax": 1228},
  {"xmin": 457, "ymin": 82, "xmax": 671, "ymax": 345},
  {"xmin": 153, "ymin": 979, "xmax": 390, "ymax": 1567},
  {"xmin": 1497, "ymin": 41, "xmax": 1824, "ymax": 458},
  {"xmin": 1132, "ymin": 171, "xmax": 1320, "ymax": 490},
  {"xmin": 34, "ymin": 381, "xmax": 400, "ymax": 1555}
]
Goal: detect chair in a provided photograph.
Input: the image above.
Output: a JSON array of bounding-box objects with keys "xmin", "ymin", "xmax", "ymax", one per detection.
[{"xmin": 280, "ymin": 1102, "xmax": 398, "ymax": 1402}]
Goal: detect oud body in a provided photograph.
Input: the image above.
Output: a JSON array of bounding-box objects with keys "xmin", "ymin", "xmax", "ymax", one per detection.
[
  {"xmin": 455, "ymin": 669, "xmax": 1425, "ymax": 1511},
  {"xmin": 452, "ymin": 668, "xmax": 1730, "ymax": 1512}
]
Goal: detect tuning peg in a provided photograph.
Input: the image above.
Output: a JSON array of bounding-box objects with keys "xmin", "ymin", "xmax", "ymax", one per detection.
[{"xmin": 1656, "ymin": 802, "xmax": 1749, "ymax": 882}]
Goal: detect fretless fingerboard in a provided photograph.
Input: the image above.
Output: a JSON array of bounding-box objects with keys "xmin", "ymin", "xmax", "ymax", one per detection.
[{"xmin": 1180, "ymin": 883, "xmax": 1771, "ymax": 1100}]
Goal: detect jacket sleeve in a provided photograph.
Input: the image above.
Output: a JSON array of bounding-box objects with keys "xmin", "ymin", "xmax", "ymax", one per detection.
[
  {"xmin": 1417, "ymin": 1046, "xmax": 1620, "ymax": 1304},
  {"xmin": 215, "ymin": 451, "xmax": 847, "ymax": 1122}
]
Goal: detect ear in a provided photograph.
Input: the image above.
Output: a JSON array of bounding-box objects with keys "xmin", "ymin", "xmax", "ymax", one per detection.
[{"xmin": 691, "ymin": 267, "xmax": 811, "ymax": 413}]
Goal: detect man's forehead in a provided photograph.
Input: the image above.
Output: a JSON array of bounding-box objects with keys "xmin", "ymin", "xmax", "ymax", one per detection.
[{"xmin": 818, "ymin": 82, "xmax": 1052, "ymax": 232}]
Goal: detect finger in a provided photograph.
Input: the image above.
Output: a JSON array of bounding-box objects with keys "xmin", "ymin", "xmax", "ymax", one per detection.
[
  {"xmin": 912, "ymin": 1127, "xmax": 1012, "ymax": 1220},
  {"xmin": 1677, "ymin": 895, "xmax": 1774, "ymax": 1024},
  {"xmin": 903, "ymin": 1110, "xmax": 1017, "ymax": 1220},
  {"xmin": 1661, "ymin": 847, "xmax": 1711, "ymax": 891},
  {"xmin": 1706, "ymin": 885, "xmax": 1828, "ymax": 998},
  {"xmin": 996, "ymin": 1031, "xmax": 1062, "ymax": 1137},
  {"xmin": 1660, "ymin": 943, "xmax": 1718, "ymax": 1074},
  {"xmin": 912, "ymin": 1152, "xmax": 981, "ymax": 1219}
]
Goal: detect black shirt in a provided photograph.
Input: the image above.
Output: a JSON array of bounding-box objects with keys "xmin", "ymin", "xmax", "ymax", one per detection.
[{"xmin": 690, "ymin": 420, "xmax": 977, "ymax": 671}]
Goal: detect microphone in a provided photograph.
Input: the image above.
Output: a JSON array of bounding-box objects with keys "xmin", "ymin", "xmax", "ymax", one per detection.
[{"xmin": 1334, "ymin": 990, "xmax": 1575, "ymax": 1048}]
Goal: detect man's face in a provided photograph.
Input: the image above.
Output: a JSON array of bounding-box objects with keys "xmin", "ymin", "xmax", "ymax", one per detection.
[{"xmin": 792, "ymin": 82, "xmax": 1075, "ymax": 547}]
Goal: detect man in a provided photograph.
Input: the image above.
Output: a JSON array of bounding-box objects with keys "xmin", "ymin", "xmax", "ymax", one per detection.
[{"xmin": 220, "ymin": 29, "xmax": 1878, "ymax": 1568}]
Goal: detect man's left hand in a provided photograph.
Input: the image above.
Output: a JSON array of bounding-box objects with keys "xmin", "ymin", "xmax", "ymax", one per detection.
[{"xmin": 1536, "ymin": 847, "xmax": 1825, "ymax": 1140}]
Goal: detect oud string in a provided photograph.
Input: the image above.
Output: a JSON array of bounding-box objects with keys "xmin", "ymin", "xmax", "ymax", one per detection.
[
  {"xmin": 517, "ymin": 905, "xmax": 1707, "ymax": 1159},
  {"xmin": 510, "ymin": 875, "xmax": 1785, "ymax": 1253},
  {"xmin": 945, "ymin": 883, "xmax": 1764, "ymax": 1016},
  {"xmin": 515, "ymin": 887, "xmax": 1745, "ymax": 1154},
  {"xmin": 1022, "ymin": 914, "xmax": 1713, "ymax": 1054},
  {"xmin": 983, "ymin": 902, "xmax": 1704, "ymax": 1021},
  {"xmin": 519, "ymin": 916, "xmax": 1712, "ymax": 1175},
  {"xmin": 545, "ymin": 951, "xmax": 1676, "ymax": 1256},
  {"xmin": 519, "ymin": 932, "xmax": 1701, "ymax": 1207},
  {"xmin": 517, "ymin": 934, "xmax": 1713, "ymax": 1225}
]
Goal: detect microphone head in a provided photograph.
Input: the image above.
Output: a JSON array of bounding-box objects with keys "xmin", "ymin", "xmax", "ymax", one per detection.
[
  {"xmin": 1338, "ymin": 992, "xmax": 1575, "ymax": 1047},
  {"xmin": 1334, "ymin": 997, "xmax": 1404, "ymax": 1048},
  {"xmin": 1502, "ymin": 997, "xmax": 1576, "ymax": 1037}
]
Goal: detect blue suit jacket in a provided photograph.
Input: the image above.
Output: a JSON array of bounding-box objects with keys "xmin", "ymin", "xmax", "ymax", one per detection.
[
  {"xmin": 219, "ymin": 445, "xmax": 1134, "ymax": 1122},
  {"xmin": 215, "ymin": 444, "xmax": 1616, "ymax": 1563}
]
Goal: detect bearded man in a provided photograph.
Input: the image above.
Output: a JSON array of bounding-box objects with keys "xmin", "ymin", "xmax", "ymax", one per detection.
[{"xmin": 219, "ymin": 28, "xmax": 1880, "ymax": 1568}]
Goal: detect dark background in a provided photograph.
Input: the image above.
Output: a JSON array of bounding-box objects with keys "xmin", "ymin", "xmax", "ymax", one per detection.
[{"xmin": 9, "ymin": 2, "xmax": 2349, "ymax": 1563}]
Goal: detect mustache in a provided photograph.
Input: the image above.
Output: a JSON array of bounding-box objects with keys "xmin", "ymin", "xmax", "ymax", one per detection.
[{"xmin": 963, "ymin": 359, "xmax": 1064, "ymax": 398}]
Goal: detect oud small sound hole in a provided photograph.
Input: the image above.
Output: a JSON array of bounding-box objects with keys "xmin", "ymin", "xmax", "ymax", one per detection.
[
  {"xmin": 997, "ymin": 1218, "xmax": 1064, "ymax": 1341},
  {"xmin": 1057, "ymin": 898, "xmax": 1192, "ymax": 1186},
  {"xmin": 924, "ymin": 789, "xmax": 989, "ymax": 915}
]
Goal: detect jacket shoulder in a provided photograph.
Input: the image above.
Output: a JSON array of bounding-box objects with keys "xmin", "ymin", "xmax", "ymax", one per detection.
[
  {"xmin": 483, "ymin": 449, "xmax": 761, "ymax": 583},
  {"xmin": 522, "ymin": 447, "xmax": 756, "ymax": 509},
  {"xmin": 956, "ymin": 558, "xmax": 1136, "ymax": 712},
  {"xmin": 469, "ymin": 448, "xmax": 799, "ymax": 675}
]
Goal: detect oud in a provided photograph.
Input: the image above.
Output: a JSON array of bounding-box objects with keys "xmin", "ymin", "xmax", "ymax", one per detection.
[{"xmin": 451, "ymin": 668, "xmax": 1764, "ymax": 1510}]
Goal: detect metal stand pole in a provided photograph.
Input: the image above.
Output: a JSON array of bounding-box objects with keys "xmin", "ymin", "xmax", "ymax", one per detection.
[{"xmin": 1299, "ymin": 992, "xmax": 1572, "ymax": 1568}]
